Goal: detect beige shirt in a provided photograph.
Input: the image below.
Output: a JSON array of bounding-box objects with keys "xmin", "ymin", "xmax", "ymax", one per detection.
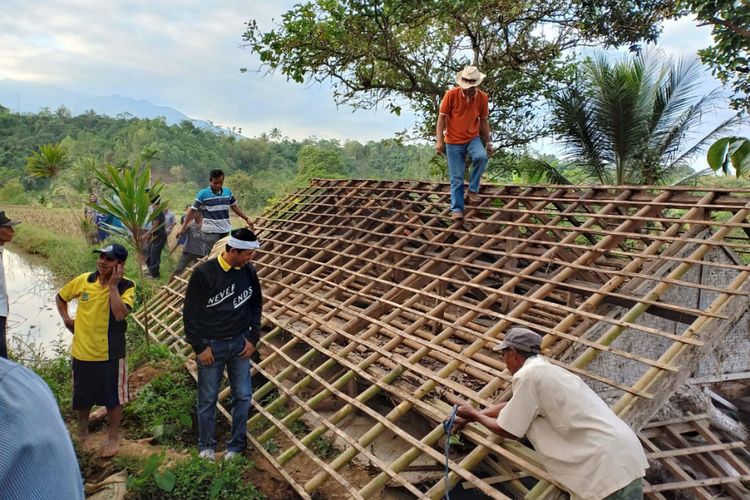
[{"xmin": 497, "ymin": 357, "xmax": 648, "ymax": 499}]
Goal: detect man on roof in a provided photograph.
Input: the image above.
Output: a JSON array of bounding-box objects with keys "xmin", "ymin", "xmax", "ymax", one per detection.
[
  {"xmin": 56, "ymin": 243, "xmax": 135, "ymax": 457},
  {"xmin": 451, "ymin": 327, "xmax": 648, "ymax": 500},
  {"xmin": 436, "ymin": 65, "xmax": 492, "ymax": 221}
]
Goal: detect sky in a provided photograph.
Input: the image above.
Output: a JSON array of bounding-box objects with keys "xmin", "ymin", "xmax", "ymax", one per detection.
[{"xmin": 0, "ymin": 1, "xmax": 746, "ymax": 153}]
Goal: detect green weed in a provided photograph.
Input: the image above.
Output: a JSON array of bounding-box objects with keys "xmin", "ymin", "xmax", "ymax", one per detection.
[
  {"xmin": 127, "ymin": 452, "xmax": 264, "ymax": 500},
  {"xmin": 123, "ymin": 365, "xmax": 195, "ymax": 446}
]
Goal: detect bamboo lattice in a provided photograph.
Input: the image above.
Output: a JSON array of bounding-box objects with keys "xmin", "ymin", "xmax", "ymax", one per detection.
[{"xmin": 134, "ymin": 180, "xmax": 750, "ymax": 498}]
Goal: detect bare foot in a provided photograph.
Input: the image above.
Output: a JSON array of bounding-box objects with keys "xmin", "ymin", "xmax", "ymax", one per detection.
[
  {"xmin": 77, "ymin": 431, "xmax": 92, "ymax": 452},
  {"xmin": 100, "ymin": 439, "xmax": 120, "ymax": 458}
]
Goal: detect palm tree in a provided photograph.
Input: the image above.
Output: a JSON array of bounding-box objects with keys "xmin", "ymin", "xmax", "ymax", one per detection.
[
  {"xmin": 26, "ymin": 143, "xmax": 70, "ymax": 178},
  {"xmin": 549, "ymin": 51, "xmax": 743, "ymax": 185}
]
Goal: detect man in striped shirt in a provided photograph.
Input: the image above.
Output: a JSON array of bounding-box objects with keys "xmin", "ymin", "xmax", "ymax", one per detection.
[{"xmin": 177, "ymin": 169, "xmax": 254, "ymax": 255}]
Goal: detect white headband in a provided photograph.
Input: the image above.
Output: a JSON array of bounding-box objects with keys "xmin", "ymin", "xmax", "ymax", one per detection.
[{"xmin": 228, "ymin": 236, "xmax": 260, "ymax": 250}]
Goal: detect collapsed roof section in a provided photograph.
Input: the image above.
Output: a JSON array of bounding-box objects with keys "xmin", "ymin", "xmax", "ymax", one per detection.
[{"xmin": 137, "ymin": 180, "xmax": 750, "ymax": 498}]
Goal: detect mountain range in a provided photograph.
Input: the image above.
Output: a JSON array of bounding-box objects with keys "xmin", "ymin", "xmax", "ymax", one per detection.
[{"xmin": 0, "ymin": 79, "xmax": 228, "ymax": 134}]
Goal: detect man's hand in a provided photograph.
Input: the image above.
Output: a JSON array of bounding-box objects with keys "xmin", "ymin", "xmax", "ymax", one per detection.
[
  {"xmin": 485, "ymin": 142, "xmax": 493, "ymax": 158},
  {"xmin": 450, "ymin": 415, "xmax": 470, "ymax": 434},
  {"xmin": 239, "ymin": 339, "xmax": 256, "ymax": 359},
  {"xmin": 197, "ymin": 346, "xmax": 214, "ymax": 366},
  {"xmin": 435, "ymin": 140, "xmax": 445, "ymax": 155},
  {"xmin": 108, "ymin": 263, "xmax": 124, "ymax": 288},
  {"xmin": 450, "ymin": 404, "xmax": 479, "ymax": 434},
  {"xmin": 244, "ymin": 217, "xmax": 255, "ymax": 230},
  {"xmin": 63, "ymin": 318, "xmax": 75, "ymax": 334}
]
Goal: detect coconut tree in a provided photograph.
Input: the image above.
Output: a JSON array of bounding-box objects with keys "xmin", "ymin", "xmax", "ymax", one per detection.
[
  {"xmin": 90, "ymin": 162, "xmax": 164, "ymax": 342},
  {"xmin": 548, "ymin": 51, "xmax": 743, "ymax": 185}
]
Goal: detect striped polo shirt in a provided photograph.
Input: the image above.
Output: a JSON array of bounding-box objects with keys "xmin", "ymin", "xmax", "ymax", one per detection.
[
  {"xmin": 192, "ymin": 186, "xmax": 237, "ymax": 234},
  {"xmin": 58, "ymin": 272, "xmax": 135, "ymax": 361}
]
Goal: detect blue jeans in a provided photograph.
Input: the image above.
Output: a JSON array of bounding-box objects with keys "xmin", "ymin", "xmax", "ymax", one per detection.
[
  {"xmin": 197, "ymin": 335, "xmax": 252, "ymax": 452},
  {"xmin": 445, "ymin": 136, "xmax": 488, "ymax": 213}
]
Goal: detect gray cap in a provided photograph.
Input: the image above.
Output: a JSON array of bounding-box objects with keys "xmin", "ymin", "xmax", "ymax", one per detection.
[{"xmin": 494, "ymin": 327, "xmax": 542, "ymax": 353}]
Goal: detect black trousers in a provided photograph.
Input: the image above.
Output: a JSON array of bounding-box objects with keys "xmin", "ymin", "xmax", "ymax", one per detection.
[{"xmin": 146, "ymin": 236, "xmax": 167, "ymax": 278}]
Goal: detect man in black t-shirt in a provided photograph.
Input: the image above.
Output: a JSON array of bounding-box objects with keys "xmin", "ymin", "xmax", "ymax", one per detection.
[{"xmin": 183, "ymin": 228, "xmax": 262, "ymax": 461}]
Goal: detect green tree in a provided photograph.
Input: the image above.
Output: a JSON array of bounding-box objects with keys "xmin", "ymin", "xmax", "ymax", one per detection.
[
  {"xmin": 295, "ymin": 145, "xmax": 347, "ymax": 182},
  {"xmin": 243, "ymin": 0, "xmax": 675, "ymax": 146},
  {"xmin": 675, "ymin": 1, "xmax": 750, "ymax": 110},
  {"xmin": 549, "ymin": 52, "xmax": 742, "ymax": 185},
  {"xmin": 26, "ymin": 143, "xmax": 70, "ymax": 178}
]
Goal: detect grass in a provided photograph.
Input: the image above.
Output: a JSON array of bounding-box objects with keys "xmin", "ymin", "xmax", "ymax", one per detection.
[
  {"xmin": 123, "ymin": 356, "xmax": 196, "ymax": 447},
  {"xmin": 124, "ymin": 452, "xmax": 264, "ymax": 500}
]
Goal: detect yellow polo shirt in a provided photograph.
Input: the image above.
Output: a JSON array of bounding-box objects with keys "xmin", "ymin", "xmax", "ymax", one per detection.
[{"xmin": 58, "ymin": 272, "xmax": 135, "ymax": 361}]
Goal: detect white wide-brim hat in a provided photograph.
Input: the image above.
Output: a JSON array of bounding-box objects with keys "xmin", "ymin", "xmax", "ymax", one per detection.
[{"xmin": 455, "ymin": 65, "xmax": 486, "ymax": 89}]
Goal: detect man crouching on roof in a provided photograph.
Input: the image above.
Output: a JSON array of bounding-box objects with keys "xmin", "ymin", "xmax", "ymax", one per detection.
[
  {"xmin": 450, "ymin": 328, "xmax": 648, "ymax": 500},
  {"xmin": 183, "ymin": 227, "xmax": 262, "ymax": 462}
]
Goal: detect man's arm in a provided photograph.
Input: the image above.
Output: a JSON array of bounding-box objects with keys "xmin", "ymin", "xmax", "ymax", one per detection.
[
  {"xmin": 454, "ymin": 403, "xmax": 520, "ymax": 440},
  {"xmin": 176, "ymin": 207, "xmax": 197, "ymax": 237},
  {"xmin": 182, "ymin": 268, "xmax": 210, "ymax": 355},
  {"xmin": 230, "ymin": 204, "xmax": 254, "ymax": 229},
  {"xmin": 55, "ymin": 295, "xmax": 75, "ymax": 334},
  {"xmin": 435, "ymin": 114, "xmax": 447, "ymax": 155},
  {"xmin": 480, "ymin": 117, "xmax": 492, "ymax": 156}
]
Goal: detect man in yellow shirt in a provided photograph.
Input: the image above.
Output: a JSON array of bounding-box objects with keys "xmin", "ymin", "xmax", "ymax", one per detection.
[{"xmin": 56, "ymin": 243, "xmax": 135, "ymax": 457}]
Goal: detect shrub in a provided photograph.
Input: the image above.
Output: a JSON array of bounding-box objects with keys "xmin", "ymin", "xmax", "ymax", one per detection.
[{"xmin": 127, "ymin": 453, "xmax": 264, "ymax": 500}]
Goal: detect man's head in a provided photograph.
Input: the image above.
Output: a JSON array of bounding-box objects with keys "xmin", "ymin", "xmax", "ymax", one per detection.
[
  {"xmin": 494, "ymin": 327, "xmax": 542, "ymax": 374},
  {"xmin": 455, "ymin": 65, "xmax": 486, "ymax": 97},
  {"xmin": 93, "ymin": 243, "xmax": 128, "ymax": 275},
  {"xmin": 0, "ymin": 211, "xmax": 20, "ymax": 245},
  {"xmin": 224, "ymin": 227, "xmax": 259, "ymax": 267},
  {"xmin": 209, "ymin": 169, "xmax": 225, "ymax": 192}
]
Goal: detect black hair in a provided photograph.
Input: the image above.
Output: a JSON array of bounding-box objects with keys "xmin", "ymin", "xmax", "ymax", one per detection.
[
  {"xmin": 209, "ymin": 169, "xmax": 224, "ymax": 180},
  {"xmin": 511, "ymin": 348, "xmax": 538, "ymax": 360}
]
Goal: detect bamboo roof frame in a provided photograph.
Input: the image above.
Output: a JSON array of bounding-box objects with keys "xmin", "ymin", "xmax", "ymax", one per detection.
[{"xmin": 134, "ymin": 180, "xmax": 750, "ymax": 498}]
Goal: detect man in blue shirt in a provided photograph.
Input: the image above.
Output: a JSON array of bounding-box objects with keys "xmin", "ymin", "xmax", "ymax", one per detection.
[
  {"xmin": 0, "ymin": 357, "xmax": 85, "ymax": 499},
  {"xmin": 176, "ymin": 169, "xmax": 254, "ymax": 255}
]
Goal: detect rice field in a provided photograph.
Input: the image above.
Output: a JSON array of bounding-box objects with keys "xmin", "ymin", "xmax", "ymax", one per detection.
[{"xmin": 3, "ymin": 205, "xmax": 87, "ymax": 239}]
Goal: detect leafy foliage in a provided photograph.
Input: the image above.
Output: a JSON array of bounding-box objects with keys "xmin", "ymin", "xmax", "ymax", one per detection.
[
  {"xmin": 549, "ymin": 51, "xmax": 742, "ymax": 184},
  {"xmin": 243, "ymin": 0, "xmax": 675, "ymax": 146},
  {"xmin": 126, "ymin": 453, "xmax": 263, "ymax": 500},
  {"xmin": 707, "ymin": 137, "xmax": 750, "ymax": 177},
  {"xmin": 675, "ymin": 1, "xmax": 750, "ymax": 110},
  {"xmin": 123, "ymin": 360, "xmax": 196, "ymax": 446},
  {"xmin": 26, "ymin": 143, "xmax": 70, "ymax": 178}
]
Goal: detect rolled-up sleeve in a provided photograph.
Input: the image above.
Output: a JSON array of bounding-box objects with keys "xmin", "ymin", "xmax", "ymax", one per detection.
[{"xmin": 497, "ymin": 375, "xmax": 540, "ymax": 439}]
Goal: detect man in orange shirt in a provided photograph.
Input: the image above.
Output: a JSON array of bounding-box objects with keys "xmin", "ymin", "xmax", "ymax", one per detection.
[{"xmin": 436, "ymin": 66, "xmax": 492, "ymax": 220}]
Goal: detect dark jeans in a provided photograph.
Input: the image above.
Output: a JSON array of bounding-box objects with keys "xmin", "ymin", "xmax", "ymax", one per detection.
[
  {"xmin": 146, "ymin": 236, "xmax": 167, "ymax": 278},
  {"xmin": 0, "ymin": 316, "xmax": 7, "ymax": 358},
  {"xmin": 197, "ymin": 335, "xmax": 252, "ymax": 452}
]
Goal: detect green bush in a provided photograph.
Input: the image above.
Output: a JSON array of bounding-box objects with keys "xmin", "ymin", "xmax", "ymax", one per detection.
[
  {"xmin": 123, "ymin": 361, "xmax": 196, "ymax": 446},
  {"xmin": 127, "ymin": 453, "xmax": 264, "ymax": 500}
]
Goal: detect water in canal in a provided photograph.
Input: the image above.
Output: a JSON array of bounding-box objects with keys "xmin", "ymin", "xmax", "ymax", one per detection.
[{"xmin": 5, "ymin": 247, "xmax": 73, "ymax": 357}]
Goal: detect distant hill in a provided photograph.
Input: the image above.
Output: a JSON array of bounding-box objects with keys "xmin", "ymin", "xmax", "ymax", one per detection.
[{"xmin": 0, "ymin": 79, "xmax": 229, "ymax": 134}]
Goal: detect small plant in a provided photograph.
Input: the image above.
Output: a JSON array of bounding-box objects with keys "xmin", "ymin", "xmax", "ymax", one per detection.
[
  {"xmin": 311, "ymin": 435, "xmax": 339, "ymax": 459},
  {"xmin": 126, "ymin": 452, "xmax": 176, "ymax": 493},
  {"xmin": 262, "ymin": 438, "xmax": 279, "ymax": 454},
  {"xmin": 123, "ymin": 366, "xmax": 195, "ymax": 446},
  {"xmin": 127, "ymin": 453, "xmax": 263, "ymax": 500}
]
